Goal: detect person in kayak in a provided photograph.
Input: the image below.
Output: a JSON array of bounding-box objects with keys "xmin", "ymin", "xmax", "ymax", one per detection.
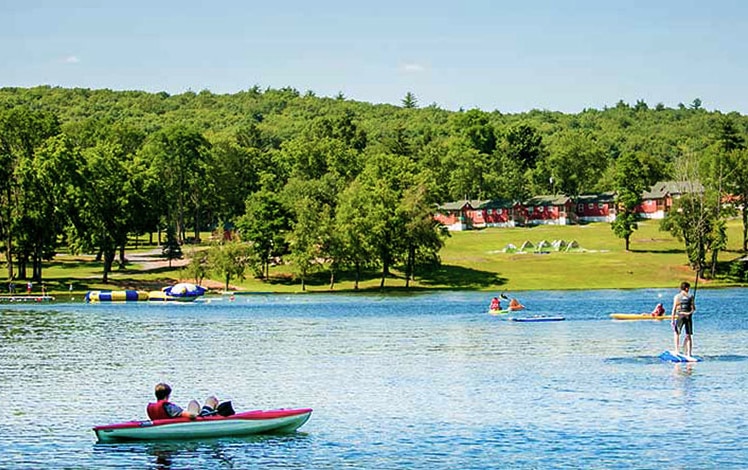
[
  {"xmin": 147, "ymin": 383, "xmax": 220, "ymax": 420},
  {"xmin": 650, "ymin": 303, "xmax": 665, "ymax": 317},
  {"xmin": 489, "ymin": 297, "xmax": 501, "ymax": 311},
  {"xmin": 508, "ymin": 298, "xmax": 525, "ymax": 311},
  {"xmin": 670, "ymin": 282, "xmax": 695, "ymax": 356}
]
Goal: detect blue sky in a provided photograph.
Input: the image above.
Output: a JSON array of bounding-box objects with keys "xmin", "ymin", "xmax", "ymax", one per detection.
[{"xmin": 2, "ymin": 0, "xmax": 747, "ymax": 114}]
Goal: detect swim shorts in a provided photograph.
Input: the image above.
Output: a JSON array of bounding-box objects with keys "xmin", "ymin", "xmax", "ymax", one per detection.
[{"xmin": 674, "ymin": 314, "xmax": 693, "ymax": 335}]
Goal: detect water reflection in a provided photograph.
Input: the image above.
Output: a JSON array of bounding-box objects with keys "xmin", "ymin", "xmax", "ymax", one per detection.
[{"xmin": 92, "ymin": 433, "xmax": 313, "ymax": 469}]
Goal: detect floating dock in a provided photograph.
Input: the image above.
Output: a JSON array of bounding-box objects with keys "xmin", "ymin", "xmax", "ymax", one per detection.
[{"xmin": 0, "ymin": 295, "xmax": 55, "ymax": 303}]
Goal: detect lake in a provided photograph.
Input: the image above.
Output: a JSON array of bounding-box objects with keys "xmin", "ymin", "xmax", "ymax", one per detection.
[{"xmin": 1, "ymin": 288, "xmax": 746, "ymax": 469}]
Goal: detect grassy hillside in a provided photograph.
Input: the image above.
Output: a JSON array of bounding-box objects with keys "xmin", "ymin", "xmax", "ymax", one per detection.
[{"xmin": 11, "ymin": 219, "xmax": 747, "ymax": 296}]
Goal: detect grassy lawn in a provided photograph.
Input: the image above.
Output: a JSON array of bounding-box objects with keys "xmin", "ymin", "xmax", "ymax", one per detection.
[{"xmin": 3, "ymin": 220, "xmax": 747, "ymax": 295}]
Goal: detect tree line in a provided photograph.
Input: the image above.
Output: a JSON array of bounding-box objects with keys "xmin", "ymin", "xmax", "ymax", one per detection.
[{"xmin": 1, "ymin": 86, "xmax": 747, "ymax": 288}]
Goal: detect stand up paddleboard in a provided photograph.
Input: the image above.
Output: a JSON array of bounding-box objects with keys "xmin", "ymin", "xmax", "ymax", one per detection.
[{"xmin": 659, "ymin": 350, "xmax": 702, "ymax": 363}]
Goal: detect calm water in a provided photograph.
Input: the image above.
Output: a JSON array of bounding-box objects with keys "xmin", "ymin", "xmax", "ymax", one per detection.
[{"xmin": 1, "ymin": 288, "xmax": 746, "ymax": 469}]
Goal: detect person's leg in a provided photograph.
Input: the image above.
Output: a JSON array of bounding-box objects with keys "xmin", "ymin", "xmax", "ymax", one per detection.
[
  {"xmin": 204, "ymin": 396, "xmax": 219, "ymax": 410},
  {"xmin": 186, "ymin": 400, "xmax": 200, "ymax": 415},
  {"xmin": 684, "ymin": 334, "xmax": 692, "ymax": 356},
  {"xmin": 673, "ymin": 329, "xmax": 681, "ymax": 354},
  {"xmin": 684, "ymin": 317, "xmax": 694, "ymax": 356}
]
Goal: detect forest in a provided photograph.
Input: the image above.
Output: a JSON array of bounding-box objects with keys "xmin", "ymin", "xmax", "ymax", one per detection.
[{"xmin": 1, "ymin": 86, "xmax": 748, "ymax": 289}]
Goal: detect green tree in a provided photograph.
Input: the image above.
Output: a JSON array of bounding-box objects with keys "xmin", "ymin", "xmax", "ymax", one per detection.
[
  {"xmin": 286, "ymin": 197, "xmax": 323, "ymax": 291},
  {"xmin": 184, "ymin": 247, "xmax": 209, "ymax": 286},
  {"xmin": 162, "ymin": 225, "xmax": 182, "ymax": 268},
  {"xmin": 208, "ymin": 239, "xmax": 250, "ymax": 292},
  {"xmin": 399, "ymin": 184, "xmax": 446, "ymax": 287},
  {"xmin": 336, "ymin": 180, "xmax": 377, "ymax": 289},
  {"xmin": 610, "ymin": 152, "xmax": 654, "ymax": 251},
  {"xmin": 236, "ymin": 189, "xmax": 289, "ymax": 280},
  {"xmin": 726, "ymin": 148, "xmax": 748, "ymax": 251},
  {"xmin": 68, "ymin": 141, "xmax": 135, "ymax": 283},
  {"xmin": 147, "ymin": 126, "xmax": 210, "ymax": 243},
  {"xmin": 0, "ymin": 107, "xmax": 60, "ymax": 280},
  {"xmin": 14, "ymin": 135, "xmax": 83, "ymax": 281},
  {"xmin": 660, "ymin": 153, "xmax": 723, "ymax": 279},
  {"xmin": 545, "ymin": 131, "xmax": 608, "ymax": 198},
  {"xmin": 402, "ymin": 92, "xmax": 418, "ymax": 109}
]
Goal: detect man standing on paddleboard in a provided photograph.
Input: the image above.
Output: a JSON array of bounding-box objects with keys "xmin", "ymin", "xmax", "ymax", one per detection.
[{"xmin": 671, "ymin": 281, "xmax": 695, "ymax": 357}]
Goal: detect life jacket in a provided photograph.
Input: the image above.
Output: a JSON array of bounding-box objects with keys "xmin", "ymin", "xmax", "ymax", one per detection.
[
  {"xmin": 146, "ymin": 399, "xmax": 171, "ymax": 420},
  {"xmin": 677, "ymin": 294, "xmax": 693, "ymax": 314}
]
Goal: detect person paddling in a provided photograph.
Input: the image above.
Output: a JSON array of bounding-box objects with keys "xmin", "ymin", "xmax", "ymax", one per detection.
[
  {"xmin": 670, "ymin": 282, "xmax": 695, "ymax": 356},
  {"xmin": 489, "ymin": 297, "xmax": 501, "ymax": 311},
  {"xmin": 508, "ymin": 298, "xmax": 525, "ymax": 311}
]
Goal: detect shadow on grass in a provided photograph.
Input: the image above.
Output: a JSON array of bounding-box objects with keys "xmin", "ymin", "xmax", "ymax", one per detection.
[
  {"xmin": 628, "ymin": 248, "xmax": 684, "ymax": 254},
  {"xmin": 258, "ymin": 265, "xmax": 506, "ymax": 291},
  {"xmin": 262, "ymin": 269, "xmax": 381, "ymax": 287},
  {"xmin": 417, "ymin": 265, "xmax": 507, "ymax": 289}
]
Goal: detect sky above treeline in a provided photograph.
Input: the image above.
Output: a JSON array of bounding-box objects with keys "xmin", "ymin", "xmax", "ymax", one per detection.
[{"xmin": 3, "ymin": 0, "xmax": 747, "ymax": 114}]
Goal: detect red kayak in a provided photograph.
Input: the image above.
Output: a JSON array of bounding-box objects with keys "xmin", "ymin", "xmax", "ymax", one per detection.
[{"xmin": 93, "ymin": 408, "xmax": 312, "ymax": 443}]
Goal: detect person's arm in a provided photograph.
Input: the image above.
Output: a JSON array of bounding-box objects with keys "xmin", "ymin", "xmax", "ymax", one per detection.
[{"xmin": 164, "ymin": 402, "xmax": 196, "ymax": 419}]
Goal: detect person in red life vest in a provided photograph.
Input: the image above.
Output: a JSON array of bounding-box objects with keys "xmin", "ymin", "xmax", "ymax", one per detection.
[
  {"xmin": 650, "ymin": 303, "xmax": 665, "ymax": 317},
  {"xmin": 147, "ymin": 383, "xmax": 219, "ymax": 420},
  {"xmin": 489, "ymin": 297, "xmax": 501, "ymax": 311}
]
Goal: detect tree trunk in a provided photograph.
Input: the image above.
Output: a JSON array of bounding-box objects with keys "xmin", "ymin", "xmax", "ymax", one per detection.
[
  {"xmin": 4, "ymin": 188, "xmax": 14, "ymax": 280},
  {"xmin": 4, "ymin": 240, "xmax": 12, "ymax": 281},
  {"xmin": 102, "ymin": 250, "xmax": 115, "ymax": 284},
  {"xmin": 329, "ymin": 269, "xmax": 335, "ymax": 290},
  {"xmin": 380, "ymin": 257, "xmax": 388, "ymax": 288},
  {"xmin": 625, "ymin": 235, "xmax": 630, "ymax": 252},
  {"xmin": 119, "ymin": 245, "xmax": 126, "ymax": 268},
  {"xmin": 194, "ymin": 207, "xmax": 200, "ymax": 243},
  {"xmin": 17, "ymin": 257, "xmax": 27, "ymax": 280},
  {"xmin": 743, "ymin": 198, "xmax": 748, "ymax": 252},
  {"xmin": 405, "ymin": 245, "xmax": 415, "ymax": 288},
  {"xmin": 354, "ymin": 262, "xmax": 360, "ymax": 290}
]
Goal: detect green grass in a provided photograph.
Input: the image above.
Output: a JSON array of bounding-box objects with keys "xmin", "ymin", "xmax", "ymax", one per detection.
[{"xmin": 3, "ymin": 220, "xmax": 747, "ymax": 295}]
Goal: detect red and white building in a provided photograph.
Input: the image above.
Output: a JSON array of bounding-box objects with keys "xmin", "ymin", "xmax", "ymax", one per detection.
[
  {"xmin": 521, "ymin": 195, "xmax": 575, "ymax": 226},
  {"xmin": 636, "ymin": 181, "xmax": 703, "ymax": 219},
  {"xmin": 575, "ymin": 192, "xmax": 616, "ymax": 223},
  {"xmin": 434, "ymin": 182, "xmax": 705, "ymax": 231},
  {"xmin": 435, "ymin": 199, "xmax": 519, "ymax": 231}
]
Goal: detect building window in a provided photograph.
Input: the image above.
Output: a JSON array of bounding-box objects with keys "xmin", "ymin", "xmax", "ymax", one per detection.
[
  {"xmin": 578, "ymin": 203, "xmax": 584, "ymax": 211},
  {"xmin": 598, "ymin": 203, "xmax": 604, "ymax": 209},
  {"xmin": 497, "ymin": 208, "xmax": 503, "ymax": 215},
  {"xmin": 588, "ymin": 203, "xmax": 594, "ymax": 209}
]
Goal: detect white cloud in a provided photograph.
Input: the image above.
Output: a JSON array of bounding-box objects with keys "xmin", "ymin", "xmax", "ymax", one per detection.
[
  {"xmin": 62, "ymin": 55, "xmax": 80, "ymax": 64},
  {"xmin": 401, "ymin": 62, "xmax": 425, "ymax": 73}
]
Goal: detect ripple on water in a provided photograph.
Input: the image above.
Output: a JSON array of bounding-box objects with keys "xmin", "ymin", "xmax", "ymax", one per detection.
[{"xmin": 1, "ymin": 289, "xmax": 747, "ymax": 468}]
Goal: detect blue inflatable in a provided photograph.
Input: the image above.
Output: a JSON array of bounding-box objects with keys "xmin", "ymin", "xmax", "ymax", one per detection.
[
  {"xmin": 162, "ymin": 283, "xmax": 206, "ymax": 298},
  {"xmin": 659, "ymin": 350, "xmax": 702, "ymax": 363}
]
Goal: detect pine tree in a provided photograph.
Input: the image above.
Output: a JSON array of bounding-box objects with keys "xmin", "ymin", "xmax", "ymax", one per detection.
[{"xmin": 162, "ymin": 225, "xmax": 183, "ymax": 268}]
